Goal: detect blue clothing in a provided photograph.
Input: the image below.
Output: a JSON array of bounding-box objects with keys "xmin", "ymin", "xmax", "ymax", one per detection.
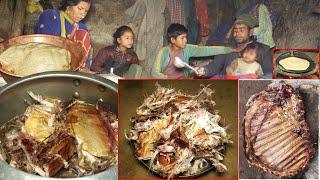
[{"xmin": 34, "ymin": 9, "xmax": 88, "ymax": 37}]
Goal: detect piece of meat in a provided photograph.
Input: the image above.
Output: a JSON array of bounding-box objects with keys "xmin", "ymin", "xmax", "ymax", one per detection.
[
  {"xmin": 67, "ymin": 102, "xmax": 115, "ymax": 157},
  {"xmin": 243, "ymin": 83, "xmax": 314, "ymax": 177},
  {"xmin": 17, "ymin": 131, "xmax": 77, "ymax": 177}
]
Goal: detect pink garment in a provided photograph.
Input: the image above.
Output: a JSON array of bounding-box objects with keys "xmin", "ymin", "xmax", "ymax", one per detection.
[
  {"xmin": 195, "ymin": 0, "xmax": 209, "ymax": 37},
  {"xmin": 163, "ymin": 52, "xmax": 184, "ymax": 78}
]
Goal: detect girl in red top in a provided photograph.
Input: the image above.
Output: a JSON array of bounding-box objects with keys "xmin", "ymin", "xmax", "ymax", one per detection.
[{"xmin": 91, "ymin": 26, "xmax": 139, "ymax": 77}]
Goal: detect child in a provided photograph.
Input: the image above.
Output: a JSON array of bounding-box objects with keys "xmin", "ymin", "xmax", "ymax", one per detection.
[
  {"xmin": 152, "ymin": 23, "xmax": 243, "ymax": 78},
  {"xmin": 91, "ymin": 25, "xmax": 139, "ymax": 77},
  {"xmin": 226, "ymin": 43, "xmax": 263, "ymax": 78}
]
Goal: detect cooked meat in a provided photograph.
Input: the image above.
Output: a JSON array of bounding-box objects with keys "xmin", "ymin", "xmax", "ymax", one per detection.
[
  {"xmin": 67, "ymin": 101, "xmax": 115, "ymax": 157},
  {"xmin": 127, "ymin": 84, "xmax": 232, "ymax": 178},
  {"xmin": 0, "ymin": 93, "xmax": 118, "ymax": 177},
  {"xmin": 18, "ymin": 131, "xmax": 77, "ymax": 177},
  {"xmin": 243, "ymin": 83, "xmax": 315, "ymax": 177}
]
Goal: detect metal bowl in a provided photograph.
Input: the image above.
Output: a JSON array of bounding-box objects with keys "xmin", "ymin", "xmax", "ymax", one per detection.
[
  {"xmin": 0, "ymin": 71, "xmax": 118, "ymax": 180},
  {"xmin": 0, "ymin": 34, "xmax": 87, "ymax": 82}
]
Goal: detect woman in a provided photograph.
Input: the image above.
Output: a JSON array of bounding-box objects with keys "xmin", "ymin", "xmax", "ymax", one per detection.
[
  {"xmin": 91, "ymin": 26, "xmax": 139, "ymax": 77},
  {"xmin": 34, "ymin": 0, "xmax": 92, "ymax": 65}
]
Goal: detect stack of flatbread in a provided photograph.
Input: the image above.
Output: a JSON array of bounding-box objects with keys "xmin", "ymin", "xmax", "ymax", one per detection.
[
  {"xmin": 0, "ymin": 42, "xmax": 71, "ymax": 76},
  {"xmin": 278, "ymin": 57, "xmax": 310, "ymax": 71}
]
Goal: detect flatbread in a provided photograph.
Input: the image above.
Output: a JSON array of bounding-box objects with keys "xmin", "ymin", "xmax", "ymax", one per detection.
[
  {"xmin": 279, "ymin": 57, "xmax": 310, "ymax": 71},
  {"xmin": 0, "ymin": 42, "xmax": 71, "ymax": 76}
]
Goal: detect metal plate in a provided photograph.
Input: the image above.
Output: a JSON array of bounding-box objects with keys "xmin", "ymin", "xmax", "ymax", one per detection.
[
  {"xmin": 0, "ymin": 34, "xmax": 87, "ymax": 82},
  {"xmin": 276, "ymin": 51, "xmax": 316, "ymax": 74}
]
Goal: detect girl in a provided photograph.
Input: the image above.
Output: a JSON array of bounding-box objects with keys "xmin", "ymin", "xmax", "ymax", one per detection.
[
  {"xmin": 226, "ymin": 43, "xmax": 263, "ymax": 78},
  {"xmin": 91, "ymin": 26, "xmax": 139, "ymax": 77}
]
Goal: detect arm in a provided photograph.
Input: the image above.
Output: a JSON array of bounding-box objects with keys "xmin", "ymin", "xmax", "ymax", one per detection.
[
  {"xmin": 151, "ymin": 48, "xmax": 168, "ymax": 78},
  {"xmin": 201, "ymin": 54, "xmax": 227, "ymax": 77},
  {"xmin": 34, "ymin": 10, "xmax": 60, "ymax": 36},
  {"xmin": 186, "ymin": 44, "xmax": 231, "ymax": 58},
  {"xmin": 90, "ymin": 48, "xmax": 109, "ymax": 73},
  {"xmin": 256, "ymin": 64, "xmax": 264, "ymax": 77},
  {"xmin": 226, "ymin": 59, "xmax": 238, "ymax": 75}
]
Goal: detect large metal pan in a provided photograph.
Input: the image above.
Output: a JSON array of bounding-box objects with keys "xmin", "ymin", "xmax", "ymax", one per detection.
[
  {"xmin": 0, "ymin": 34, "xmax": 86, "ymax": 82},
  {"xmin": 0, "ymin": 71, "xmax": 118, "ymax": 180},
  {"xmin": 275, "ymin": 51, "xmax": 317, "ymax": 77}
]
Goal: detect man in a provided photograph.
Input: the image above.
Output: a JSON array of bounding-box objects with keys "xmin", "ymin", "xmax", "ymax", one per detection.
[{"xmin": 196, "ymin": 14, "xmax": 272, "ymax": 79}]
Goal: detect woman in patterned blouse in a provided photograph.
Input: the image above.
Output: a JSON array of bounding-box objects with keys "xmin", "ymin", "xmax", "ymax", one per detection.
[{"xmin": 34, "ymin": 0, "xmax": 92, "ymax": 59}]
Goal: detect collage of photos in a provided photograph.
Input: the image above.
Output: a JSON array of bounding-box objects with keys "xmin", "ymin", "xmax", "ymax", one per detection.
[{"xmin": 0, "ymin": 0, "xmax": 319, "ymax": 180}]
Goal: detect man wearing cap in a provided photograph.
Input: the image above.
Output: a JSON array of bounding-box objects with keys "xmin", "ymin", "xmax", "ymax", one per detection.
[{"xmin": 195, "ymin": 14, "xmax": 272, "ymax": 79}]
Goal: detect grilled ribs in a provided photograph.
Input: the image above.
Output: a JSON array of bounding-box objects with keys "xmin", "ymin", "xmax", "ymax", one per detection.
[{"xmin": 243, "ymin": 83, "xmax": 314, "ymax": 177}]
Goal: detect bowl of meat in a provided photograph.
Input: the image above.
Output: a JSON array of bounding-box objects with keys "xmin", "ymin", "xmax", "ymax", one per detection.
[
  {"xmin": 0, "ymin": 71, "xmax": 118, "ymax": 179},
  {"xmin": 120, "ymin": 80, "xmax": 238, "ymax": 179}
]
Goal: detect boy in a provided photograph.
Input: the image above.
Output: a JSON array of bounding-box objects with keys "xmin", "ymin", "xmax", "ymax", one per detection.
[
  {"xmin": 151, "ymin": 23, "xmax": 243, "ymax": 78},
  {"xmin": 226, "ymin": 43, "xmax": 263, "ymax": 78}
]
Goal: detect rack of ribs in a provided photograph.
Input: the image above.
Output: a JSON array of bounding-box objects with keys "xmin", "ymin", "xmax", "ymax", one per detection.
[{"xmin": 243, "ymin": 83, "xmax": 314, "ymax": 177}]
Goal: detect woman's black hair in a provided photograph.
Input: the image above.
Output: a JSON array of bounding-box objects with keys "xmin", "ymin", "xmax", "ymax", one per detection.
[
  {"xmin": 113, "ymin": 26, "xmax": 134, "ymax": 46},
  {"xmin": 59, "ymin": 0, "xmax": 92, "ymax": 11},
  {"xmin": 166, "ymin": 23, "xmax": 188, "ymax": 44}
]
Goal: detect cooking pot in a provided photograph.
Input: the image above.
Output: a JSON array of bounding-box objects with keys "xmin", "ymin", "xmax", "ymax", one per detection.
[
  {"xmin": 0, "ymin": 35, "xmax": 87, "ymax": 82},
  {"xmin": 275, "ymin": 51, "xmax": 317, "ymax": 77},
  {"xmin": 0, "ymin": 71, "xmax": 118, "ymax": 180}
]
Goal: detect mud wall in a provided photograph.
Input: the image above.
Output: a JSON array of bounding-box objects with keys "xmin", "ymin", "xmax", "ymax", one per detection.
[{"xmin": 1, "ymin": 0, "xmax": 319, "ymax": 57}]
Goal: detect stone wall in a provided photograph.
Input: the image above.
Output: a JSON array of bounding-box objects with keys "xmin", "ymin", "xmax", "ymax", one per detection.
[{"xmin": 268, "ymin": 0, "xmax": 320, "ymax": 48}]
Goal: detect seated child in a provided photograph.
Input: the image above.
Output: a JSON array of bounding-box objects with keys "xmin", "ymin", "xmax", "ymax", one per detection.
[
  {"xmin": 226, "ymin": 43, "xmax": 263, "ymax": 78},
  {"xmin": 91, "ymin": 25, "xmax": 139, "ymax": 77},
  {"xmin": 152, "ymin": 23, "xmax": 244, "ymax": 78}
]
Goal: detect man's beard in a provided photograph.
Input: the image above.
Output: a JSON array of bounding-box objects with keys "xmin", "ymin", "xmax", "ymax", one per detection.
[{"xmin": 236, "ymin": 38, "xmax": 249, "ymax": 45}]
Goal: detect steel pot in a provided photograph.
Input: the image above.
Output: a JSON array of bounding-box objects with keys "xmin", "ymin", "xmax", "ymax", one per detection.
[{"xmin": 0, "ymin": 71, "xmax": 118, "ymax": 180}]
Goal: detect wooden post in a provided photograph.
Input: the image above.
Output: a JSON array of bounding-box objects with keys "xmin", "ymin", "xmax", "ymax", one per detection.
[
  {"xmin": 11, "ymin": 0, "xmax": 28, "ymax": 37},
  {"xmin": 0, "ymin": 0, "xmax": 15, "ymax": 38}
]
